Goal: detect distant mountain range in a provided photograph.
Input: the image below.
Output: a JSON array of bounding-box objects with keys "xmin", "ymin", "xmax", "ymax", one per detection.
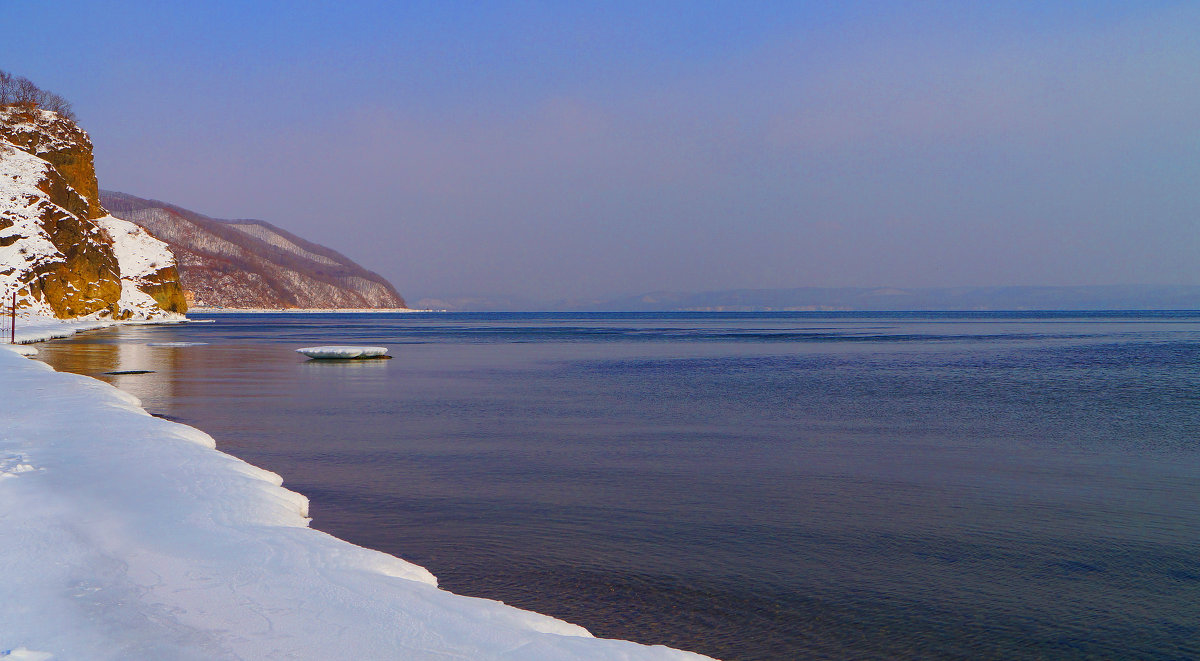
[
  {"xmin": 101, "ymin": 191, "xmax": 407, "ymax": 310},
  {"xmin": 419, "ymin": 285, "xmax": 1200, "ymax": 312}
]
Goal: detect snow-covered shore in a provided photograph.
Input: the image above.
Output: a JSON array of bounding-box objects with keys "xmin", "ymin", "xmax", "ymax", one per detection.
[
  {"xmin": 0, "ymin": 330, "xmax": 711, "ymax": 660},
  {"xmin": 4, "ymin": 315, "xmax": 187, "ymax": 345}
]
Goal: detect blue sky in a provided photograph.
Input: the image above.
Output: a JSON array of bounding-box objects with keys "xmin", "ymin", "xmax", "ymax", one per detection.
[{"xmin": 5, "ymin": 1, "xmax": 1199, "ymax": 303}]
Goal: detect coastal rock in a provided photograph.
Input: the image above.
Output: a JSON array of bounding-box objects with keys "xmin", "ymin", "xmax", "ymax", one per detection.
[
  {"xmin": 0, "ymin": 106, "xmax": 186, "ymax": 319},
  {"xmin": 101, "ymin": 190, "xmax": 407, "ymax": 310},
  {"xmin": 0, "ymin": 105, "xmax": 102, "ymax": 219},
  {"xmin": 95, "ymin": 215, "xmax": 188, "ymax": 314}
]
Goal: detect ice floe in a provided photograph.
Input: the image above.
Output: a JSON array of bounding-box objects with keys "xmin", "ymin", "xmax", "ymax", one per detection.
[{"xmin": 296, "ymin": 345, "xmax": 389, "ymax": 359}]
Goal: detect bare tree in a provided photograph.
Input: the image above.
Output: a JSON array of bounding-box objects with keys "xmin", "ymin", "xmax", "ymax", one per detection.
[
  {"xmin": 38, "ymin": 91, "xmax": 74, "ymax": 119},
  {"xmin": 0, "ymin": 69, "xmax": 76, "ymax": 121},
  {"xmin": 14, "ymin": 77, "xmax": 40, "ymax": 105},
  {"xmin": 0, "ymin": 71, "xmax": 12, "ymax": 105}
]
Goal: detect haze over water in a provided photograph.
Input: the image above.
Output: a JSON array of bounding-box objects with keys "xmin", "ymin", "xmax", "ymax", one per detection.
[{"xmin": 36, "ymin": 312, "xmax": 1200, "ymax": 660}]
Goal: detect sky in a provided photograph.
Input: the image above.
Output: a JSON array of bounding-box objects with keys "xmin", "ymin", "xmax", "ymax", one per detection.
[{"xmin": 4, "ymin": 1, "xmax": 1199, "ymax": 305}]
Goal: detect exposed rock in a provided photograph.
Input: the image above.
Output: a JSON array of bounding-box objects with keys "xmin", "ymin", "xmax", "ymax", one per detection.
[
  {"xmin": 0, "ymin": 107, "xmax": 185, "ymax": 319},
  {"xmin": 101, "ymin": 191, "xmax": 407, "ymax": 310},
  {"xmin": 0, "ymin": 106, "xmax": 102, "ymax": 219},
  {"xmin": 95, "ymin": 215, "xmax": 188, "ymax": 314}
]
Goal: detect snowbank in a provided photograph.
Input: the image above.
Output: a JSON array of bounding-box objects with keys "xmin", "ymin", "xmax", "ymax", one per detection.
[
  {"xmin": 2, "ymin": 344, "xmax": 37, "ymax": 356},
  {"xmin": 4, "ymin": 315, "xmax": 115, "ymax": 344},
  {"xmin": 0, "ymin": 349, "xmax": 711, "ymax": 660},
  {"xmin": 0, "ymin": 314, "xmax": 188, "ymax": 345}
]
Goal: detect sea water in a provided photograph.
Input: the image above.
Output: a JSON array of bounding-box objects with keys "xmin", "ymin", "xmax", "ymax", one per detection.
[{"xmin": 35, "ymin": 312, "xmax": 1200, "ymax": 660}]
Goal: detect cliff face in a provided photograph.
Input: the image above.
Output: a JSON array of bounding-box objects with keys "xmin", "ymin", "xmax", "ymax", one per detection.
[
  {"xmin": 0, "ymin": 106, "xmax": 103, "ymax": 218},
  {"xmin": 0, "ymin": 106, "xmax": 185, "ymax": 318},
  {"xmin": 101, "ymin": 191, "xmax": 407, "ymax": 310}
]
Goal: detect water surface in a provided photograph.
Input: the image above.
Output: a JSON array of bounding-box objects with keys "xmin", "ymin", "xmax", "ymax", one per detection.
[{"xmin": 36, "ymin": 312, "xmax": 1200, "ymax": 660}]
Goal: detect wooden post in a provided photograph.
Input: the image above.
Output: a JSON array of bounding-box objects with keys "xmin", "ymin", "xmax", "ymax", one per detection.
[{"xmin": 9, "ymin": 292, "xmax": 14, "ymax": 344}]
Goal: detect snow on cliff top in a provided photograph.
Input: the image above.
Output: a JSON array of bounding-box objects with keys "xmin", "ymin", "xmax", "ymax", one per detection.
[
  {"xmin": 0, "ymin": 107, "xmax": 81, "ymax": 155},
  {"xmin": 0, "ymin": 345, "xmax": 711, "ymax": 660}
]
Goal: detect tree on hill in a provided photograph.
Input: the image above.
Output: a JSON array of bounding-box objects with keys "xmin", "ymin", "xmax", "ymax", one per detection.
[{"xmin": 0, "ymin": 69, "xmax": 75, "ymax": 121}]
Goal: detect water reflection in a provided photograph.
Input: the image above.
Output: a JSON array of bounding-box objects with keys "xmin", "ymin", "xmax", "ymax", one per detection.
[
  {"xmin": 36, "ymin": 325, "xmax": 397, "ymax": 423},
  {"xmin": 299, "ymin": 359, "xmax": 393, "ymax": 371},
  {"xmin": 34, "ymin": 328, "xmax": 222, "ymax": 413},
  {"xmin": 33, "ymin": 336, "xmax": 174, "ymax": 407}
]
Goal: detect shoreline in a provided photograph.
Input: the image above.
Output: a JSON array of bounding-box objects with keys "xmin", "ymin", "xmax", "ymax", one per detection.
[
  {"xmin": 189, "ymin": 307, "xmax": 438, "ymax": 314},
  {"xmin": 5, "ymin": 314, "xmax": 189, "ymax": 345},
  {"xmin": 0, "ymin": 322, "xmax": 711, "ymax": 660}
]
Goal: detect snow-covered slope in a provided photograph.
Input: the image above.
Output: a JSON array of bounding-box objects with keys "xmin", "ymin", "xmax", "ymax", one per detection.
[
  {"xmin": 0, "ymin": 106, "xmax": 186, "ymax": 319},
  {"xmin": 94, "ymin": 215, "xmax": 186, "ymax": 317},
  {"xmin": 102, "ymin": 191, "xmax": 407, "ymax": 310},
  {"xmin": 0, "ymin": 350, "xmax": 711, "ymax": 660}
]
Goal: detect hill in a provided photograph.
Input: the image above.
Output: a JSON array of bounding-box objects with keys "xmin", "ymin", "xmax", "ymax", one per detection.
[{"xmin": 101, "ymin": 191, "xmax": 407, "ymax": 310}]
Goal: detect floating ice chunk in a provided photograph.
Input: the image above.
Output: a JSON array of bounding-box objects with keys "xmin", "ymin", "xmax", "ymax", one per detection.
[{"xmin": 296, "ymin": 345, "xmax": 389, "ymax": 359}]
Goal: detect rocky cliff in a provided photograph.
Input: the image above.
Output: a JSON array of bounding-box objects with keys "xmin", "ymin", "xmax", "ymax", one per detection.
[
  {"xmin": 0, "ymin": 104, "xmax": 186, "ymax": 319},
  {"xmin": 101, "ymin": 191, "xmax": 407, "ymax": 310}
]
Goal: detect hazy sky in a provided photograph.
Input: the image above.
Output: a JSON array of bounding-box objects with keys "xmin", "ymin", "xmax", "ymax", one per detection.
[{"xmin": 6, "ymin": 1, "xmax": 1199, "ymax": 304}]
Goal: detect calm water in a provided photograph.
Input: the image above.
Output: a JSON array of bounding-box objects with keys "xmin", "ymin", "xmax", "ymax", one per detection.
[{"xmin": 35, "ymin": 312, "xmax": 1200, "ymax": 660}]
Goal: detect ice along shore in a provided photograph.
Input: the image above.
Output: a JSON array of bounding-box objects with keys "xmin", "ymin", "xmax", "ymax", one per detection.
[{"xmin": 0, "ymin": 322, "xmax": 712, "ymax": 661}]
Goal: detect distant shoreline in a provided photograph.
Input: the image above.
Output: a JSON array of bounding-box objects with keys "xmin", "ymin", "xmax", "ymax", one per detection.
[{"xmin": 188, "ymin": 307, "xmax": 435, "ymax": 314}]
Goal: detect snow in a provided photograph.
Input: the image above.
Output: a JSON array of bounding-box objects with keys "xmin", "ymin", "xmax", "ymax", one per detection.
[
  {"xmin": 94, "ymin": 214, "xmax": 185, "ymax": 320},
  {"xmin": 2, "ymin": 648, "xmax": 54, "ymax": 661},
  {"xmin": 0, "ymin": 107, "xmax": 84, "ymax": 157},
  {"xmin": 0, "ymin": 345, "xmax": 712, "ymax": 660},
  {"xmin": 4, "ymin": 314, "xmax": 116, "ymax": 344},
  {"xmin": 0, "ymin": 139, "xmax": 67, "ymax": 318},
  {"xmin": 297, "ymin": 345, "xmax": 389, "ymax": 359},
  {"xmin": 226, "ymin": 222, "xmax": 342, "ymax": 267},
  {"xmin": 0, "ymin": 313, "xmax": 188, "ymax": 346},
  {"xmin": 94, "ymin": 215, "xmax": 175, "ymax": 279},
  {"xmin": 2, "ymin": 344, "xmax": 37, "ymax": 356}
]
